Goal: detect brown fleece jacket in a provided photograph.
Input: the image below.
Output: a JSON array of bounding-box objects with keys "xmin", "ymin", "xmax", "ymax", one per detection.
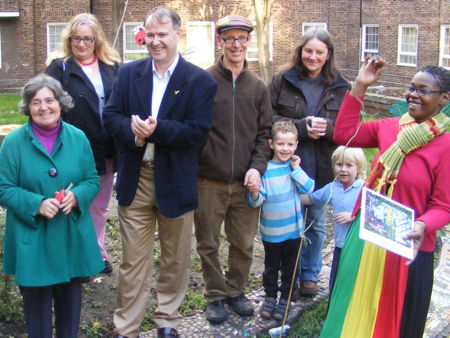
[{"xmin": 198, "ymin": 56, "xmax": 272, "ymax": 182}]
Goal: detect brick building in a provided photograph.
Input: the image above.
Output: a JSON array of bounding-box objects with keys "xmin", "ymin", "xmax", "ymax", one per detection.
[{"xmin": 0, "ymin": 0, "xmax": 449, "ymax": 92}]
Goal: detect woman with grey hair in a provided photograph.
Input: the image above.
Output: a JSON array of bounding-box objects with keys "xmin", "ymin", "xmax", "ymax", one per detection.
[{"xmin": 0, "ymin": 74, "xmax": 103, "ymax": 338}]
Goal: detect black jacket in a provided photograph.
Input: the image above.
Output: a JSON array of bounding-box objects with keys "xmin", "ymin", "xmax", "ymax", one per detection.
[
  {"xmin": 269, "ymin": 68, "xmax": 350, "ymax": 189},
  {"xmin": 46, "ymin": 57, "xmax": 119, "ymax": 175}
]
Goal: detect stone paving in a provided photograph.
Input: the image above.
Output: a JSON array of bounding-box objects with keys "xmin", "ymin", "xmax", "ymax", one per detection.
[
  {"xmin": 140, "ymin": 228, "xmax": 450, "ymax": 338},
  {"xmin": 141, "ymin": 247, "xmax": 334, "ymax": 337}
]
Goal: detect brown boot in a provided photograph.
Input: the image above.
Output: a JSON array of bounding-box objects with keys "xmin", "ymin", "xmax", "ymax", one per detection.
[{"xmin": 300, "ymin": 280, "xmax": 319, "ymax": 296}]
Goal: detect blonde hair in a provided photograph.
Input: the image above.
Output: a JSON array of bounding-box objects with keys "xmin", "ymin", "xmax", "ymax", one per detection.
[
  {"xmin": 46, "ymin": 13, "xmax": 121, "ymax": 66},
  {"xmin": 331, "ymin": 146, "xmax": 367, "ymax": 179},
  {"xmin": 271, "ymin": 120, "xmax": 298, "ymax": 140}
]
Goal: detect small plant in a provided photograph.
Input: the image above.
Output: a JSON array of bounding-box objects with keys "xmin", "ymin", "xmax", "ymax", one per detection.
[
  {"xmin": 80, "ymin": 320, "xmax": 112, "ymax": 338},
  {"xmin": 179, "ymin": 289, "xmax": 208, "ymax": 316},
  {"xmin": 288, "ymin": 299, "xmax": 328, "ymax": 337},
  {"xmin": 142, "ymin": 309, "xmax": 157, "ymax": 331}
]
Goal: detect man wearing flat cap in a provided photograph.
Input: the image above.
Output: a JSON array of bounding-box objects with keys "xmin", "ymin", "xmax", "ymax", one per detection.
[{"xmin": 194, "ymin": 14, "xmax": 272, "ymax": 324}]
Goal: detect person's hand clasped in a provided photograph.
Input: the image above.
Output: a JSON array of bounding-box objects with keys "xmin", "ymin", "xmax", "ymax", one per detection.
[
  {"xmin": 38, "ymin": 198, "xmax": 60, "ymax": 219},
  {"xmin": 59, "ymin": 191, "xmax": 78, "ymax": 215},
  {"xmin": 403, "ymin": 220, "xmax": 426, "ymax": 265},
  {"xmin": 290, "ymin": 155, "xmax": 301, "ymax": 169},
  {"xmin": 244, "ymin": 168, "xmax": 261, "ymax": 192},
  {"xmin": 131, "ymin": 115, "xmax": 157, "ymax": 140},
  {"xmin": 306, "ymin": 116, "xmax": 327, "ymax": 139}
]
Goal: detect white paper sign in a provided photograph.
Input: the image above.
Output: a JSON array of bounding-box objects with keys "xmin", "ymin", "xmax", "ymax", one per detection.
[{"xmin": 360, "ymin": 187, "xmax": 414, "ymax": 260}]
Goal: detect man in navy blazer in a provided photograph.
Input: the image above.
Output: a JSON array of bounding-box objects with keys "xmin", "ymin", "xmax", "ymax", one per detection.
[{"xmin": 103, "ymin": 6, "xmax": 216, "ymax": 338}]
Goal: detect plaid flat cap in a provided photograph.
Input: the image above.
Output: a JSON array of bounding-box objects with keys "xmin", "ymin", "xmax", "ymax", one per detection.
[{"xmin": 216, "ymin": 15, "xmax": 253, "ymax": 34}]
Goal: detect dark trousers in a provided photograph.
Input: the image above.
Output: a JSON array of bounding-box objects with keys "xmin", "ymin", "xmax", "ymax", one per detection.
[
  {"xmin": 262, "ymin": 238, "xmax": 300, "ymax": 300},
  {"xmin": 400, "ymin": 251, "xmax": 434, "ymax": 338},
  {"xmin": 19, "ymin": 278, "xmax": 82, "ymax": 338},
  {"xmin": 329, "ymin": 246, "xmax": 342, "ymax": 296}
]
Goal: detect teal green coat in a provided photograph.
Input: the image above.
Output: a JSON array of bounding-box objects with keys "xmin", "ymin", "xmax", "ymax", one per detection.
[{"xmin": 0, "ymin": 120, "xmax": 103, "ymax": 287}]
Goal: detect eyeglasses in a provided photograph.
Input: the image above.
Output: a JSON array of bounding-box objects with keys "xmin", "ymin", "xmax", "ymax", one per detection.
[
  {"xmin": 405, "ymin": 86, "xmax": 444, "ymax": 96},
  {"xmin": 70, "ymin": 36, "xmax": 95, "ymax": 45},
  {"xmin": 30, "ymin": 98, "xmax": 57, "ymax": 109},
  {"xmin": 221, "ymin": 36, "xmax": 249, "ymax": 44}
]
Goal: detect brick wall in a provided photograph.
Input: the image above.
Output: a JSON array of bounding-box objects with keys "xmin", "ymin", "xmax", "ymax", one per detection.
[{"xmin": 1, "ymin": 0, "xmax": 449, "ymax": 92}]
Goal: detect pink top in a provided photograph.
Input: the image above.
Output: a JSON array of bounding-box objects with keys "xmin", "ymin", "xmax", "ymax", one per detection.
[
  {"xmin": 32, "ymin": 120, "xmax": 61, "ymax": 155},
  {"xmin": 334, "ymin": 92, "xmax": 450, "ymax": 252}
]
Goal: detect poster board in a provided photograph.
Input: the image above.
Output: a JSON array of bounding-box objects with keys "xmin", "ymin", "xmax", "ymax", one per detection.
[{"xmin": 360, "ymin": 187, "xmax": 414, "ymax": 260}]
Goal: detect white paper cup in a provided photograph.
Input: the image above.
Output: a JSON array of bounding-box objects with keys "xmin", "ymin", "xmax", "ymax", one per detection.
[{"xmin": 311, "ymin": 117, "xmax": 325, "ymax": 127}]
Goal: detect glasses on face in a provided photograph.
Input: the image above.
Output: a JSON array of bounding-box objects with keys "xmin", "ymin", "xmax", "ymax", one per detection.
[
  {"xmin": 30, "ymin": 98, "xmax": 57, "ymax": 109},
  {"xmin": 70, "ymin": 36, "xmax": 95, "ymax": 45},
  {"xmin": 405, "ymin": 86, "xmax": 444, "ymax": 97},
  {"xmin": 221, "ymin": 36, "xmax": 249, "ymax": 44}
]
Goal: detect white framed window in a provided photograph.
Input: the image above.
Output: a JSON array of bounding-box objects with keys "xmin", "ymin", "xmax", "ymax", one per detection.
[
  {"xmin": 439, "ymin": 25, "xmax": 450, "ymax": 69},
  {"xmin": 302, "ymin": 22, "xmax": 327, "ymax": 35},
  {"xmin": 246, "ymin": 22, "xmax": 273, "ymax": 61},
  {"xmin": 123, "ymin": 22, "xmax": 148, "ymax": 63},
  {"xmin": 397, "ymin": 25, "xmax": 418, "ymax": 67},
  {"xmin": 47, "ymin": 23, "xmax": 67, "ymax": 56},
  {"xmin": 185, "ymin": 21, "xmax": 215, "ymax": 68},
  {"xmin": 361, "ymin": 25, "xmax": 379, "ymax": 61}
]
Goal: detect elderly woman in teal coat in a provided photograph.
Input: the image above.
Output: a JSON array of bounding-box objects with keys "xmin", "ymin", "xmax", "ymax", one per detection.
[{"xmin": 0, "ymin": 74, "xmax": 102, "ymax": 338}]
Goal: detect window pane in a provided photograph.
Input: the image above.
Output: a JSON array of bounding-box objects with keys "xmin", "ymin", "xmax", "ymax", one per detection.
[
  {"xmin": 444, "ymin": 27, "xmax": 450, "ymax": 55},
  {"xmin": 123, "ymin": 23, "xmax": 148, "ymax": 62},
  {"xmin": 247, "ymin": 29, "xmax": 259, "ymax": 60},
  {"xmin": 48, "ymin": 24, "xmax": 66, "ymax": 54},
  {"xmin": 400, "ymin": 54, "xmax": 416, "ymax": 64},
  {"xmin": 365, "ymin": 26, "xmax": 379, "ymax": 50},
  {"xmin": 303, "ymin": 23, "xmax": 327, "ymax": 34},
  {"xmin": 185, "ymin": 23, "xmax": 214, "ymax": 65},
  {"xmin": 401, "ymin": 26, "xmax": 417, "ymax": 53},
  {"xmin": 443, "ymin": 57, "xmax": 450, "ymax": 68}
]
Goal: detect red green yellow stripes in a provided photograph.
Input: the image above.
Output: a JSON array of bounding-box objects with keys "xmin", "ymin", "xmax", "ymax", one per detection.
[
  {"xmin": 321, "ymin": 214, "xmax": 409, "ymax": 337},
  {"xmin": 372, "ymin": 252, "xmax": 409, "ymax": 338},
  {"xmin": 320, "ymin": 214, "xmax": 365, "ymax": 337},
  {"xmin": 341, "ymin": 244, "xmax": 386, "ymax": 336}
]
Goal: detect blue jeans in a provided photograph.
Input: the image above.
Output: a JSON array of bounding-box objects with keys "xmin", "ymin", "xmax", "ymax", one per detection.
[
  {"xmin": 299, "ymin": 203, "xmax": 325, "ymax": 281},
  {"xmin": 329, "ymin": 246, "xmax": 342, "ymax": 294}
]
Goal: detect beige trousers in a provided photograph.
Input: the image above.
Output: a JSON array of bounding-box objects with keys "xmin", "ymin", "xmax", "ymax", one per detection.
[
  {"xmin": 194, "ymin": 178, "xmax": 259, "ymax": 303},
  {"xmin": 114, "ymin": 166, "xmax": 192, "ymax": 337}
]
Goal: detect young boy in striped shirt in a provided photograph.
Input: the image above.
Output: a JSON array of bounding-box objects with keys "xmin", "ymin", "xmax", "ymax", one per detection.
[{"xmin": 247, "ymin": 120, "xmax": 314, "ymax": 320}]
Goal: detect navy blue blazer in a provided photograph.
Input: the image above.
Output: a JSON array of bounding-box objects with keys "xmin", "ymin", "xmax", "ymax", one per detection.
[{"xmin": 103, "ymin": 56, "xmax": 217, "ymax": 218}]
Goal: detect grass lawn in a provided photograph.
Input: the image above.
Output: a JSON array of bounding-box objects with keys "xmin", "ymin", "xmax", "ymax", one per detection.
[{"xmin": 0, "ymin": 94, "xmax": 27, "ymax": 125}]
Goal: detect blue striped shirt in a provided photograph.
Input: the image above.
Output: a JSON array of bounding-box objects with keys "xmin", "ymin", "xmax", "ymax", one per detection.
[{"xmin": 247, "ymin": 160, "xmax": 315, "ymax": 243}]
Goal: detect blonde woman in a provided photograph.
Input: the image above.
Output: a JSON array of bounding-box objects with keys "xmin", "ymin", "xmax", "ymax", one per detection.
[{"xmin": 46, "ymin": 13, "xmax": 121, "ymax": 274}]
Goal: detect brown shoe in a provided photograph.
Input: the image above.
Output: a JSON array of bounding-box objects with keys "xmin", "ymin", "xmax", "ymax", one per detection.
[{"xmin": 300, "ymin": 280, "xmax": 319, "ymax": 296}]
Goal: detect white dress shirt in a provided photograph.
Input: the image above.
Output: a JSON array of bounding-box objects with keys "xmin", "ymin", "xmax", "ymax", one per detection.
[{"xmin": 142, "ymin": 54, "xmax": 180, "ymax": 161}]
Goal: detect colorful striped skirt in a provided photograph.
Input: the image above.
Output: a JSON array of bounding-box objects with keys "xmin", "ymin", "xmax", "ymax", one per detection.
[{"xmin": 321, "ymin": 213, "xmax": 434, "ymax": 338}]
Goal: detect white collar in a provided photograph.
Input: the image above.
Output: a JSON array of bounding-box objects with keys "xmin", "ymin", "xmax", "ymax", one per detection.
[{"xmin": 152, "ymin": 53, "xmax": 180, "ymax": 78}]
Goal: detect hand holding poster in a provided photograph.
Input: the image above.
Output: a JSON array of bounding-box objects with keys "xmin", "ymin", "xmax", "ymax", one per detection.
[{"xmin": 360, "ymin": 187, "xmax": 414, "ymax": 260}]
